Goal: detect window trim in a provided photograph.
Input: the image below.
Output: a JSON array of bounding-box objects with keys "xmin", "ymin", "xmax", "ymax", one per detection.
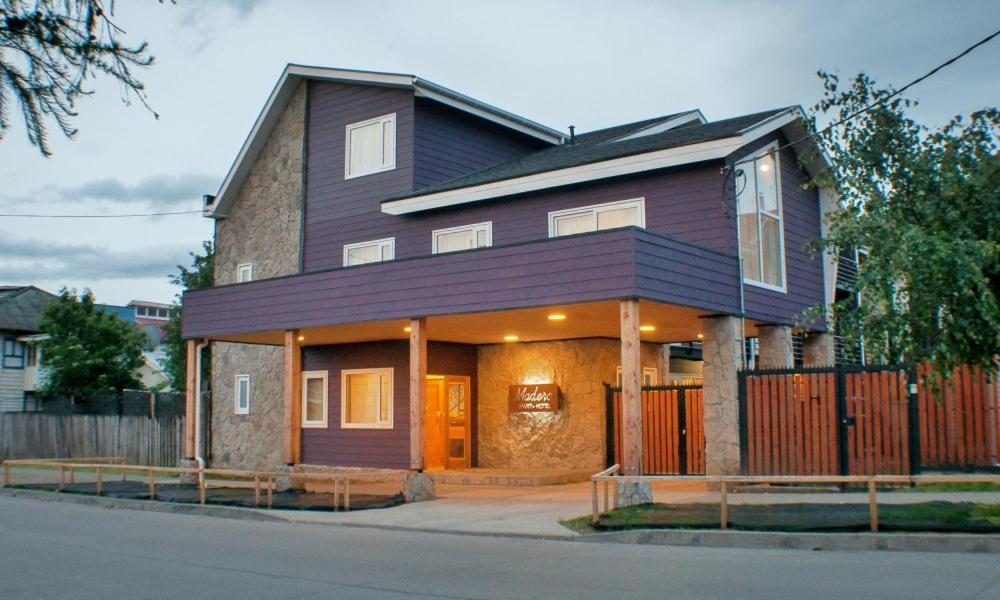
[
  {"xmin": 340, "ymin": 367, "xmax": 394, "ymax": 430},
  {"xmin": 301, "ymin": 370, "xmax": 329, "ymax": 428},
  {"xmin": 234, "ymin": 374, "xmax": 251, "ymax": 415},
  {"xmin": 342, "ymin": 237, "xmax": 396, "ymax": 267},
  {"xmin": 344, "ymin": 112, "xmax": 397, "ymax": 180},
  {"xmin": 236, "ymin": 263, "xmax": 254, "ymax": 283},
  {"xmin": 547, "ymin": 198, "xmax": 646, "ymax": 238},
  {"xmin": 431, "ymin": 222, "xmax": 493, "ymax": 254},
  {"xmin": 736, "ymin": 141, "xmax": 787, "ymax": 293}
]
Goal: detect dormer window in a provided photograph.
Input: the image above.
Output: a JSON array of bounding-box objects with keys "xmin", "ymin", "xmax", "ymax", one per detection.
[
  {"xmin": 345, "ymin": 113, "xmax": 396, "ymax": 179},
  {"xmin": 736, "ymin": 142, "xmax": 786, "ymax": 292}
]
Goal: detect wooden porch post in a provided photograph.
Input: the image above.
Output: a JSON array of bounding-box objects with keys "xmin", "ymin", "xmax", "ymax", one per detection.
[
  {"xmin": 620, "ymin": 299, "xmax": 643, "ymax": 476},
  {"xmin": 283, "ymin": 330, "xmax": 302, "ymax": 465},
  {"xmin": 409, "ymin": 317, "xmax": 427, "ymax": 471},
  {"xmin": 184, "ymin": 339, "xmax": 198, "ymax": 459}
]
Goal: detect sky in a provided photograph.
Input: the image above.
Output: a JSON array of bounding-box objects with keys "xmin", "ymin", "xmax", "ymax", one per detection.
[{"xmin": 1, "ymin": 0, "xmax": 999, "ymax": 305}]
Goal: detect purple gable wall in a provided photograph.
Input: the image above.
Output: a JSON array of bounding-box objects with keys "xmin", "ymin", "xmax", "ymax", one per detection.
[
  {"xmin": 725, "ymin": 134, "xmax": 825, "ymax": 326},
  {"xmin": 300, "ymin": 341, "xmax": 477, "ymax": 469}
]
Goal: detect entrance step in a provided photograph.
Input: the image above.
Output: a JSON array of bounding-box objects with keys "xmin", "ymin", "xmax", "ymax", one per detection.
[{"xmin": 430, "ymin": 468, "xmax": 593, "ymax": 487}]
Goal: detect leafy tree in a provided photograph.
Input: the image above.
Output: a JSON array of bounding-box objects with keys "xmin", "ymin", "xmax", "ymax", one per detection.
[
  {"xmin": 0, "ymin": 0, "xmax": 162, "ymax": 156},
  {"xmin": 806, "ymin": 72, "xmax": 999, "ymax": 379},
  {"xmin": 163, "ymin": 241, "xmax": 214, "ymax": 392},
  {"xmin": 38, "ymin": 288, "xmax": 145, "ymax": 403}
]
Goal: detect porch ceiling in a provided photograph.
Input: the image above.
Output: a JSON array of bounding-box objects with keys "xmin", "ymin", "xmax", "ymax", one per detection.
[{"xmin": 210, "ymin": 299, "xmax": 766, "ymax": 347}]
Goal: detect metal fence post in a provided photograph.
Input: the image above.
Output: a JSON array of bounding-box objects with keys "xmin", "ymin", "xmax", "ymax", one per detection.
[
  {"xmin": 737, "ymin": 371, "xmax": 749, "ymax": 475},
  {"xmin": 678, "ymin": 387, "xmax": 689, "ymax": 475},
  {"xmin": 835, "ymin": 365, "xmax": 850, "ymax": 476},
  {"xmin": 906, "ymin": 365, "xmax": 921, "ymax": 475}
]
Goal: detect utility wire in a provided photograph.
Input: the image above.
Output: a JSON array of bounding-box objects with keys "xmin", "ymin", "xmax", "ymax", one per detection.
[{"xmin": 0, "ymin": 209, "xmax": 202, "ymax": 218}]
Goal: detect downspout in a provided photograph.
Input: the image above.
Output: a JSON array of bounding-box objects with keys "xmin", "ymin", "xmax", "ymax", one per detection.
[
  {"xmin": 730, "ymin": 161, "xmax": 749, "ymax": 369},
  {"xmin": 194, "ymin": 339, "xmax": 209, "ymax": 482}
]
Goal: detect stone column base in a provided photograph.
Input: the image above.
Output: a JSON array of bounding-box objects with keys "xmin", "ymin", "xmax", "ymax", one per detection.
[
  {"xmin": 403, "ymin": 471, "xmax": 436, "ymax": 502},
  {"xmin": 274, "ymin": 464, "xmax": 297, "ymax": 492},
  {"xmin": 178, "ymin": 459, "xmax": 199, "ymax": 486},
  {"xmin": 615, "ymin": 480, "xmax": 653, "ymax": 508}
]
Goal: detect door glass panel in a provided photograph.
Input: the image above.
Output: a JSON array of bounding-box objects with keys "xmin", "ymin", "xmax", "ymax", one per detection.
[
  {"xmin": 761, "ymin": 215, "xmax": 782, "ymax": 286},
  {"xmin": 448, "ymin": 439, "xmax": 465, "ymax": 460},
  {"xmin": 448, "ymin": 383, "xmax": 464, "ymax": 421}
]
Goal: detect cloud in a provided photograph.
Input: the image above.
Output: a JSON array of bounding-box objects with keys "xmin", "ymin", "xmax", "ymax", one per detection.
[
  {"xmin": 2, "ymin": 173, "xmax": 218, "ymax": 209},
  {"xmin": 0, "ymin": 232, "xmax": 195, "ymax": 283}
]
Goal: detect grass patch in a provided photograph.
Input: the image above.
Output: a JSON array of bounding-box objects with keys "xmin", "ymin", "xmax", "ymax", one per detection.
[
  {"xmin": 903, "ymin": 482, "xmax": 1000, "ymax": 493},
  {"xmin": 562, "ymin": 502, "xmax": 1000, "ymax": 534}
]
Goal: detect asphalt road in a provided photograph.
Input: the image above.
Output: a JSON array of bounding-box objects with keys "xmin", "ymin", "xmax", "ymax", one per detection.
[{"xmin": 1, "ymin": 495, "xmax": 998, "ymax": 600}]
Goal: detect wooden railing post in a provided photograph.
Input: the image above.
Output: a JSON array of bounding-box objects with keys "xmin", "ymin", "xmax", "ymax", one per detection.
[
  {"xmin": 148, "ymin": 468, "xmax": 156, "ymax": 500},
  {"xmin": 344, "ymin": 478, "xmax": 350, "ymax": 511},
  {"xmin": 199, "ymin": 473, "xmax": 207, "ymax": 505},
  {"xmin": 868, "ymin": 478, "xmax": 878, "ymax": 532},
  {"xmin": 720, "ymin": 480, "xmax": 729, "ymax": 530},
  {"xmin": 254, "ymin": 475, "xmax": 261, "ymax": 507},
  {"xmin": 267, "ymin": 476, "xmax": 273, "ymax": 508},
  {"xmin": 58, "ymin": 466, "xmax": 65, "ymax": 491},
  {"xmin": 591, "ymin": 479, "xmax": 599, "ymax": 524},
  {"xmin": 95, "ymin": 466, "xmax": 103, "ymax": 496},
  {"xmin": 2, "ymin": 461, "xmax": 8, "ymax": 487}
]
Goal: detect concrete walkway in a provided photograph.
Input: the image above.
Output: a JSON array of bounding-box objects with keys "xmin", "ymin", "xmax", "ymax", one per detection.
[{"xmin": 275, "ymin": 480, "xmax": 1000, "ymax": 537}]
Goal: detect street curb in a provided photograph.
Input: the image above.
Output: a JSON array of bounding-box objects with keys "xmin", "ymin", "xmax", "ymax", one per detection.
[
  {"xmin": 4, "ymin": 487, "xmax": 997, "ymax": 553},
  {"xmin": 576, "ymin": 528, "xmax": 1000, "ymax": 554},
  {"xmin": 0, "ymin": 487, "xmax": 287, "ymax": 523}
]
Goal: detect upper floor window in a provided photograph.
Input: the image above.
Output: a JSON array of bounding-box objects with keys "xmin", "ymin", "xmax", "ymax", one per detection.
[
  {"xmin": 3, "ymin": 337, "xmax": 25, "ymax": 369},
  {"xmin": 344, "ymin": 238, "xmax": 395, "ymax": 267},
  {"xmin": 736, "ymin": 143, "xmax": 785, "ymax": 291},
  {"xmin": 548, "ymin": 198, "xmax": 645, "ymax": 237},
  {"xmin": 432, "ymin": 222, "xmax": 492, "ymax": 254},
  {"xmin": 345, "ymin": 113, "xmax": 396, "ymax": 179},
  {"xmin": 236, "ymin": 263, "xmax": 253, "ymax": 283}
]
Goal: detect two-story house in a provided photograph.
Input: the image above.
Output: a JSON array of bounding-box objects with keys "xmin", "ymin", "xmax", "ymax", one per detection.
[
  {"xmin": 0, "ymin": 286, "xmax": 57, "ymax": 412},
  {"xmin": 181, "ymin": 65, "xmax": 837, "ymax": 494}
]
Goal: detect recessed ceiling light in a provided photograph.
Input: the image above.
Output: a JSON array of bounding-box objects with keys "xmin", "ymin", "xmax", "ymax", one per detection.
[
  {"xmin": 404, "ymin": 326, "xmax": 412, "ymax": 333},
  {"xmin": 697, "ymin": 333, "xmax": 704, "ymax": 339},
  {"xmin": 503, "ymin": 334, "xmax": 519, "ymax": 342},
  {"xmin": 639, "ymin": 325, "xmax": 656, "ymax": 332},
  {"xmin": 297, "ymin": 335, "xmax": 305, "ymax": 342},
  {"xmin": 547, "ymin": 313, "xmax": 567, "ymax": 321}
]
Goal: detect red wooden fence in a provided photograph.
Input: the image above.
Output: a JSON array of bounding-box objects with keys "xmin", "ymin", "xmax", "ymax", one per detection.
[
  {"xmin": 610, "ymin": 387, "xmax": 705, "ymax": 475},
  {"xmin": 742, "ymin": 364, "xmax": 998, "ymax": 476}
]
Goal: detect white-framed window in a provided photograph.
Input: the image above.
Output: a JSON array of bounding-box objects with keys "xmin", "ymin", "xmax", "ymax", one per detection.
[
  {"xmin": 736, "ymin": 142, "xmax": 786, "ymax": 292},
  {"xmin": 548, "ymin": 198, "xmax": 646, "ymax": 237},
  {"xmin": 343, "ymin": 238, "xmax": 395, "ymax": 267},
  {"xmin": 432, "ymin": 222, "xmax": 492, "ymax": 254},
  {"xmin": 341, "ymin": 368, "xmax": 394, "ymax": 429},
  {"xmin": 302, "ymin": 370, "xmax": 329, "ymax": 428},
  {"xmin": 345, "ymin": 113, "xmax": 396, "ymax": 179},
  {"xmin": 616, "ymin": 366, "xmax": 658, "ymax": 387},
  {"xmin": 236, "ymin": 263, "xmax": 253, "ymax": 283},
  {"xmin": 234, "ymin": 374, "xmax": 251, "ymax": 415}
]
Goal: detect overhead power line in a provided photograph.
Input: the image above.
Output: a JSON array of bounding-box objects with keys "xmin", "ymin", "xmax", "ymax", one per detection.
[{"xmin": 0, "ymin": 209, "xmax": 202, "ymax": 218}]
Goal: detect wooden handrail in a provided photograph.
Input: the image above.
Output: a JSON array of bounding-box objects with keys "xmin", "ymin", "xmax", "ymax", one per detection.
[
  {"xmin": 2, "ymin": 458, "xmax": 410, "ymax": 512},
  {"xmin": 590, "ymin": 470, "xmax": 1000, "ymax": 531}
]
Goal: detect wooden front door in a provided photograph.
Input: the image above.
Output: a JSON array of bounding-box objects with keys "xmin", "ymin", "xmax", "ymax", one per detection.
[
  {"xmin": 425, "ymin": 375, "xmax": 471, "ymax": 470},
  {"xmin": 425, "ymin": 379, "xmax": 447, "ymax": 470}
]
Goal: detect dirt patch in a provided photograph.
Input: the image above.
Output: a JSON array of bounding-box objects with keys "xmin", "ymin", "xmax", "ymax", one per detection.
[
  {"xmin": 563, "ymin": 502, "xmax": 1000, "ymax": 534},
  {"xmin": 13, "ymin": 482, "xmax": 404, "ymax": 511}
]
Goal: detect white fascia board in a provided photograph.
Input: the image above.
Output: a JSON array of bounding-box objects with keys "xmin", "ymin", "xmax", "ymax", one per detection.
[
  {"xmin": 381, "ymin": 136, "xmax": 745, "ymax": 215},
  {"xmin": 286, "ymin": 64, "xmax": 414, "ymax": 88},
  {"xmin": 413, "ymin": 84, "xmax": 565, "ymax": 144}
]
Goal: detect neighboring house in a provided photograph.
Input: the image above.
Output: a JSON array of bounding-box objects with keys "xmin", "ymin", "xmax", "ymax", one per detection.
[
  {"xmin": 181, "ymin": 65, "xmax": 838, "ymax": 477},
  {"xmin": 0, "ymin": 286, "xmax": 57, "ymax": 412},
  {"xmin": 99, "ymin": 300, "xmax": 174, "ymax": 390}
]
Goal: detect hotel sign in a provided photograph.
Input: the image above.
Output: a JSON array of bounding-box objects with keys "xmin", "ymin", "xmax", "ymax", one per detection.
[{"xmin": 508, "ymin": 384, "xmax": 560, "ymax": 413}]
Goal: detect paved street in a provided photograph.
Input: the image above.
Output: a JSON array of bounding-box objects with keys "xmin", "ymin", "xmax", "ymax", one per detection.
[{"xmin": 1, "ymin": 495, "xmax": 998, "ymax": 599}]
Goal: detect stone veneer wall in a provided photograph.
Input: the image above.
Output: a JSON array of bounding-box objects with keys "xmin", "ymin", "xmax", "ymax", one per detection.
[
  {"xmin": 477, "ymin": 338, "xmax": 665, "ymax": 471},
  {"xmin": 209, "ymin": 82, "xmax": 305, "ymax": 471}
]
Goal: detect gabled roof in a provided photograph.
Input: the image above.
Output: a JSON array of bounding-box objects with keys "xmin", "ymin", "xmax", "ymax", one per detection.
[
  {"xmin": 382, "ymin": 106, "xmax": 829, "ymax": 215},
  {"xmin": 206, "ymin": 64, "xmax": 567, "ymax": 218},
  {"xmin": 0, "ymin": 286, "xmax": 57, "ymax": 333}
]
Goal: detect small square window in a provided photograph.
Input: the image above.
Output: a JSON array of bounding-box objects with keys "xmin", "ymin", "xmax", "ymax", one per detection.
[
  {"xmin": 237, "ymin": 263, "xmax": 253, "ymax": 283},
  {"xmin": 235, "ymin": 374, "xmax": 251, "ymax": 415}
]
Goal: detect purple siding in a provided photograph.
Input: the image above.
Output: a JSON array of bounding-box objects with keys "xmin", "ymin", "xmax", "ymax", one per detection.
[
  {"xmin": 725, "ymin": 135, "xmax": 825, "ymax": 326},
  {"xmin": 302, "ymin": 81, "xmax": 415, "ymax": 273},
  {"xmin": 300, "ymin": 341, "xmax": 476, "ymax": 469},
  {"xmin": 182, "ymin": 228, "xmax": 742, "ymax": 339},
  {"xmin": 413, "ymin": 98, "xmax": 545, "ymax": 189}
]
